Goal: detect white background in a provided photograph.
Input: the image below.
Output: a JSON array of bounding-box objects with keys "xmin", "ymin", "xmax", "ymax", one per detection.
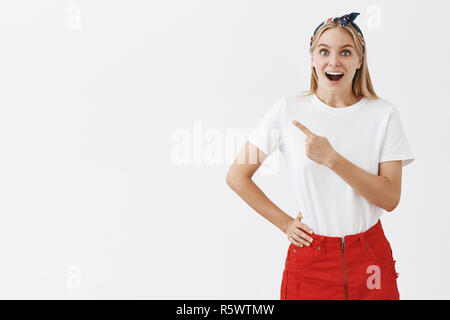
[{"xmin": 0, "ymin": 0, "xmax": 447, "ymax": 299}]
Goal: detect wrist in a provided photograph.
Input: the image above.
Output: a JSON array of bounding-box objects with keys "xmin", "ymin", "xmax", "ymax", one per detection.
[
  {"xmin": 280, "ymin": 216, "xmax": 293, "ymax": 234},
  {"xmin": 327, "ymin": 151, "xmax": 340, "ymax": 169}
]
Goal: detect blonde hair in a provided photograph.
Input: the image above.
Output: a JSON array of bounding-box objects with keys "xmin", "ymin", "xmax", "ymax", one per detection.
[{"xmin": 299, "ymin": 20, "xmax": 378, "ymax": 99}]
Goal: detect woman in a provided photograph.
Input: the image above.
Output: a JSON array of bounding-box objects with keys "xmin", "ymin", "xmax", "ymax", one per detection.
[{"xmin": 226, "ymin": 12, "xmax": 415, "ymax": 300}]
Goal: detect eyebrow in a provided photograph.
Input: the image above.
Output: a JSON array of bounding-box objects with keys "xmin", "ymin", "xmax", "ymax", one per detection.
[{"xmin": 317, "ymin": 43, "xmax": 354, "ymax": 49}]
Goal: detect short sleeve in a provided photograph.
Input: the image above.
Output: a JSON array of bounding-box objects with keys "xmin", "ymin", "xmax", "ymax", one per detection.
[
  {"xmin": 379, "ymin": 106, "xmax": 415, "ymax": 167},
  {"xmin": 247, "ymin": 98, "xmax": 285, "ymax": 156}
]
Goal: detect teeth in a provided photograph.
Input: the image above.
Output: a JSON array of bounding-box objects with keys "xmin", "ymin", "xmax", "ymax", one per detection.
[{"xmin": 326, "ymin": 72, "xmax": 344, "ymax": 75}]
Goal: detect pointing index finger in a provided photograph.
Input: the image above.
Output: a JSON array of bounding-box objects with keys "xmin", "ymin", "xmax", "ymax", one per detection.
[{"xmin": 292, "ymin": 120, "xmax": 314, "ymax": 136}]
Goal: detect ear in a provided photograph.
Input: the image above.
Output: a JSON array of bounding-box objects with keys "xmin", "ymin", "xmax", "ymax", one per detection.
[{"xmin": 357, "ymin": 56, "xmax": 362, "ymax": 69}]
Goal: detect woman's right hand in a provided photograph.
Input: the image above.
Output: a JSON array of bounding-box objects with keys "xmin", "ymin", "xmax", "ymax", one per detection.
[{"xmin": 285, "ymin": 211, "xmax": 314, "ymax": 247}]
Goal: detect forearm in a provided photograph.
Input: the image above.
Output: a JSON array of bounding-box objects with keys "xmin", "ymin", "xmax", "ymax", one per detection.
[
  {"xmin": 327, "ymin": 152, "xmax": 397, "ymax": 212},
  {"xmin": 227, "ymin": 176, "xmax": 293, "ymax": 233}
]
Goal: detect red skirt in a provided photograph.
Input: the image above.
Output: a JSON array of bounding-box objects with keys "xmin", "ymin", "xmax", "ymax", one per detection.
[{"xmin": 280, "ymin": 219, "xmax": 400, "ymax": 300}]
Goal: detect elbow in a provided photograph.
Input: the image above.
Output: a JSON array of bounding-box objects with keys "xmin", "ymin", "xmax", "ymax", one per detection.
[
  {"xmin": 226, "ymin": 171, "xmax": 250, "ymax": 191},
  {"xmin": 385, "ymin": 205, "xmax": 395, "ymax": 213},
  {"xmin": 226, "ymin": 171, "xmax": 240, "ymax": 190},
  {"xmin": 226, "ymin": 173, "xmax": 234, "ymax": 189},
  {"xmin": 385, "ymin": 197, "xmax": 400, "ymax": 213}
]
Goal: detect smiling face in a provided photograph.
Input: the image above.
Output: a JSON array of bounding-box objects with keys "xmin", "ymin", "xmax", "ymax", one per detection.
[{"xmin": 310, "ymin": 27, "xmax": 362, "ymax": 96}]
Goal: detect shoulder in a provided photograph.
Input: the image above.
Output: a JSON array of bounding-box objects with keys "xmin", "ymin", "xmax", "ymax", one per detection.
[
  {"xmin": 278, "ymin": 92, "xmax": 312, "ymax": 113},
  {"xmin": 366, "ymin": 96, "xmax": 398, "ymax": 115},
  {"xmin": 284, "ymin": 92, "xmax": 311, "ymax": 105}
]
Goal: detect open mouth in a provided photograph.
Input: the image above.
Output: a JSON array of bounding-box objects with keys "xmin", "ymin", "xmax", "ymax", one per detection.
[{"xmin": 325, "ymin": 72, "xmax": 344, "ymax": 82}]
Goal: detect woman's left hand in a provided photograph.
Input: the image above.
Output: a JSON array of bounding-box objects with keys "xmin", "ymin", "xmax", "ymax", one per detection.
[{"xmin": 292, "ymin": 120, "xmax": 338, "ymax": 168}]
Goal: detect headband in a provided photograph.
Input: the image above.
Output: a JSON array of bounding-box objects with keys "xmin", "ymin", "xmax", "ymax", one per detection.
[{"xmin": 309, "ymin": 12, "xmax": 365, "ymax": 49}]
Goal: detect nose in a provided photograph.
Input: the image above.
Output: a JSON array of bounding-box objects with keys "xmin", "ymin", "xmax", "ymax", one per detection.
[{"xmin": 328, "ymin": 52, "xmax": 341, "ymax": 67}]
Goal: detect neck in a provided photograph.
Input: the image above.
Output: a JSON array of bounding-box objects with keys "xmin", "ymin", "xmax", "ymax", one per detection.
[{"xmin": 315, "ymin": 87, "xmax": 362, "ymax": 108}]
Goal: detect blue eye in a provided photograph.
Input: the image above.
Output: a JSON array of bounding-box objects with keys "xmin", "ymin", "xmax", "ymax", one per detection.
[{"xmin": 319, "ymin": 49, "xmax": 351, "ymax": 56}]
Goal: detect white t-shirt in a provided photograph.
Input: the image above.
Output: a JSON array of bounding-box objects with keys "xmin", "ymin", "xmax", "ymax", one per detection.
[{"xmin": 247, "ymin": 93, "xmax": 415, "ymax": 237}]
